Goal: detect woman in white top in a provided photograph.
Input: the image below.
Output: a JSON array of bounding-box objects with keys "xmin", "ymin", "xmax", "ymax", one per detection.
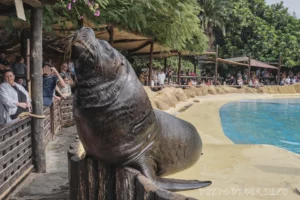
[
  {"xmin": 0, "ymin": 70, "xmax": 31, "ymax": 120},
  {"xmin": 157, "ymin": 70, "xmax": 166, "ymax": 86}
]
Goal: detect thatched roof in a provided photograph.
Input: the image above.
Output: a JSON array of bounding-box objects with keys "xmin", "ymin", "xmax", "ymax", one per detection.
[
  {"xmin": 0, "ymin": 15, "xmax": 205, "ymax": 59},
  {"xmin": 0, "ymin": 1, "xmax": 204, "ymax": 59},
  {"xmin": 224, "ymin": 57, "xmax": 278, "ymax": 69}
]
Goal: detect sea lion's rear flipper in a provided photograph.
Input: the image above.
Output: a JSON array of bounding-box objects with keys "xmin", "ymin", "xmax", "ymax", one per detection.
[
  {"xmin": 154, "ymin": 177, "xmax": 212, "ymax": 192},
  {"xmin": 141, "ymin": 164, "xmax": 212, "ymax": 192}
]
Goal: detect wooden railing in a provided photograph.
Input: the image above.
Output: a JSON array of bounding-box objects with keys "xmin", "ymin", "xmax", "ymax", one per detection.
[
  {"xmin": 0, "ymin": 96, "xmax": 75, "ymax": 199},
  {"xmin": 0, "ymin": 117, "xmax": 33, "ymax": 199}
]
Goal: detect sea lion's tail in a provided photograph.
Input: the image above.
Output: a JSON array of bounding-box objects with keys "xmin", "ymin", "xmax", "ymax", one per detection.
[{"xmin": 154, "ymin": 177, "xmax": 212, "ymax": 192}]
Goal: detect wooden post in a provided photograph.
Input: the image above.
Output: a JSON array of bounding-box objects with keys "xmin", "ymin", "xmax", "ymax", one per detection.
[
  {"xmin": 177, "ymin": 52, "xmax": 182, "ymax": 85},
  {"xmin": 164, "ymin": 58, "xmax": 167, "ymax": 73},
  {"xmin": 68, "ymin": 140, "xmax": 196, "ymax": 200},
  {"xmin": 21, "ymin": 29, "xmax": 30, "ymax": 61},
  {"xmin": 77, "ymin": 16, "xmax": 84, "ymax": 29},
  {"xmin": 148, "ymin": 39, "xmax": 154, "ymax": 86},
  {"xmin": 27, "ymin": 39, "xmax": 31, "ymax": 98},
  {"xmin": 277, "ymin": 53, "xmax": 282, "ymax": 85},
  {"xmin": 248, "ymin": 55, "xmax": 251, "ymax": 84},
  {"xmin": 108, "ymin": 25, "xmax": 114, "ymax": 45},
  {"xmin": 214, "ymin": 45, "xmax": 219, "ymax": 85},
  {"xmin": 30, "ymin": 7, "xmax": 46, "ymax": 173}
]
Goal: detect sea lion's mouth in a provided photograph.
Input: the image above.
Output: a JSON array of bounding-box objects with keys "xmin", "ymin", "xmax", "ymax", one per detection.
[
  {"xmin": 73, "ymin": 40, "xmax": 95, "ymax": 57},
  {"xmin": 64, "ymin": 27, "xmax": 97, "ymax": 62}
]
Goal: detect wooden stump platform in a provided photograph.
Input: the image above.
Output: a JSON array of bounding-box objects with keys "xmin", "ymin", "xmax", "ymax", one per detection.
[{"xmin": 68, "ymin": 139, "xmax": 196, "ymax": 200}]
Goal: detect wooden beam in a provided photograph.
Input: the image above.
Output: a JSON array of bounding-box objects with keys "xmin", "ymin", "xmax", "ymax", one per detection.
[
  {"xmin": 217, "ymin": 58, "xmax": 249, "ymax": 67},
  {"xmin": 107, "ymin": 25, "xmax": 114, "ymax": 45},
  {"xmin": 148, "ymin": 39, "xmax": 154, "ymax": 86},
  {"xmin": 47, "ymin": 45, "xmax": 64, "ymax": 53},
  {"xmin": 164, "ymin": 58, "xmax": 167, "ymax": 73},
  {"xmin": 40, "ymin": 0, "xmax": 57, "ymax": 5},
  {"xmin": 248, "ymin": 55, "xmax": 251, "ymax": 84},
  {"xmin": 113, "ymin": 39, "xmax": 149, "ymax": 44},
  {"xmin": 30, "ymin": 7, "xmax": 46, "ymax": 173},
  {"xmin": 277, "ymin": 53, "xmax": 282, "ymax": 85},
  {"xmin": 128, "ymin": 40, "xmax": 151, "ymax": 53},
  {"xmin": 214, "ymin": 45, "xmax": 219, "ymax": 85},
  {"xmin": 27, "ymin": 39, "xmax": 31, "ymax": 97},
  {"xmin": 130, "ymin": 50, "xmax": 178, "ymax": 57},
  {"xmin": 178, "ymin": 52, "xmax": 182, "ymax": 85},
  {"xmin": 23, "ymin": 0, "xmax": 42, "ymax": 7}
]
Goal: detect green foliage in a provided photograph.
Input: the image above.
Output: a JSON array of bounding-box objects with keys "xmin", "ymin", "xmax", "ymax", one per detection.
[
  {"xmin": 198, "ymin": 0, "xmax": 232, "ymax": 49},
  {"xmin": 217, "ymin": 0, "xmax": 300, "ymax": 67},
  {"xmin": 36, "ymin": 0, "xmax": 208, "ymax": 53}
]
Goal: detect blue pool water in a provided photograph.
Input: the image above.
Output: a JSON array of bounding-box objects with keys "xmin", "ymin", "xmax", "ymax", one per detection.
[{"xmin": 220, "ymin": 98, "xmax": 300, "ymax": 154}]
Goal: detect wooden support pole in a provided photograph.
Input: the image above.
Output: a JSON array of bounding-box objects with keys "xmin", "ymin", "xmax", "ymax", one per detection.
[
  {"xmin": 148, "ymin": 39, "xmax": 154, "ymax": 86},
  {"xmin": 248, "ymin": 55, "xmax": 251, "ymax": 84},
  {"xmin": 27, "ymin": 39, "xmax": 31, "ymax": 97},
  {"xmin": 178, "ymin": 52, "xmax": 182, "ymax": 85},
  {"xmin": 214, "ymin": 45, "xmax": 219, "ymax": 85},
  {"xmin": 277, "ymin": 53, "xmax": 282, "ymax": 85},
  {"xmin": 193, "ymin": 58, "xmax": 197, "ymax": 74},
  {"xmin": 164, "ymin": 58, "xmax": 167, "ymax": 73},
  {"xmin": 108, "ymin": 25, "xmax": 114, "ymax": 45},
  {"xmin": 30, "ymin": 7, "xmax": 46, "ymax": 173}
]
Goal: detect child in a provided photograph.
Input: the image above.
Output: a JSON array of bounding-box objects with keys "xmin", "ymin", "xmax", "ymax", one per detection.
[{"xmin": 59, "ymin": 77, "xmax": 72, "ymax": 97}]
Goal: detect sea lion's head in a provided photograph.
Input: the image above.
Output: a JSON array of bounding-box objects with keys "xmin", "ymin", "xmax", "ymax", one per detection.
[{"xmin": 67, "ymin": 27, "xmax": 128, "ymax": 108}]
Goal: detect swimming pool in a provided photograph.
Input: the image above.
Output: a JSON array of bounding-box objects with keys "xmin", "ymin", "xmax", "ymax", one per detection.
[{"xmin": 220, "ymin": 98, "xmax": 300, "ymax": 154}]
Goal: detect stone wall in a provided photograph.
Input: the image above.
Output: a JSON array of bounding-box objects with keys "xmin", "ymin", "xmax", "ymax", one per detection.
[{"xmin": 144, "ymin": 85, "xmax": 300, "ymax": 110}]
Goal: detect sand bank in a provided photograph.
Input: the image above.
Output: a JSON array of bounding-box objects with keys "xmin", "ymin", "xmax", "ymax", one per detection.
[{"xmin": 162, "ymin": 93, "xmax": 300, "ymax": 200}]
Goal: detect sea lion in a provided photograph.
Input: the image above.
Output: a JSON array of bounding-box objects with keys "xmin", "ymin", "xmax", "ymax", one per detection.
[{"xmin": 69, "ymin": 27, "xmax": 212, "ymax": 191}]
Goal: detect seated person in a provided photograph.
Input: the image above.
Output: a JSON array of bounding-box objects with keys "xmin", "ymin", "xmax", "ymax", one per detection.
[
  {"xmin": 42, "ymin": 63, "xmax": 66, "ymax": 106},
  {"xmin": 237, "ymin": 77, "xmax": 243, "ymax": 86},
  {"xmin": 0, "ymin": 70, "xmax": 31, "ymax": 120}
]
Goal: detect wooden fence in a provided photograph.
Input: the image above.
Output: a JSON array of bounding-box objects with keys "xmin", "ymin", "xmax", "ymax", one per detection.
[{"xmin": 0, "ymin": 96, "xmax": 74, "ymax": 199}]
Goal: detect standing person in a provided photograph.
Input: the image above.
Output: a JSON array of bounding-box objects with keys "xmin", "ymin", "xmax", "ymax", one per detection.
[
  {"xmin": 237, "ymin": 77, "xmax": 243, "ymax": 86},
  {"xmin": 167, "ymin": 69, "xmax": 173, "ymax": 85},
  {"xmin": 0, "ymin": 53, "xmax": 10, "ymax": 67},
  {"xmin": 157, "ymin": 69, "xmax": 166, "ymax": 86},
  {"xmin": 0, "ymin": 70, "xmax": 31, "ymax": 120},
  {"xmin": 12, "ymin": 56, "xmax": 27, "ymax": 86},
  {"xmin": 42, "ymin": 63, "xmax": 66, "ymax": 106},
  {"xmin": 60, "ymin": 62, "xmax": 74, "ymax": 87},
  {"xmin": 0, "ymin": 53, "xmax": 11, "ymax": 82},
  {"xmin": 68, "ymin": 61, "xmax": 76, "ymax": 77},
  {"xmin": 152, "ymin": 70, "xmax": 158, "ymax": 86}
]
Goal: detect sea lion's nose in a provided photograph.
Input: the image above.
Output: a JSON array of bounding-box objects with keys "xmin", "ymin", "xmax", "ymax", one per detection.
[{"xmin": 80, "ymin": 27, "xmax": 94, "ymax": 35}]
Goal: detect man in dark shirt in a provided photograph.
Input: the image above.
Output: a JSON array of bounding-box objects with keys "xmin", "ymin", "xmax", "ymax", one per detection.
[{"xmin": 42, "ymin": 63, "xmax": 66, "ymax": 106}]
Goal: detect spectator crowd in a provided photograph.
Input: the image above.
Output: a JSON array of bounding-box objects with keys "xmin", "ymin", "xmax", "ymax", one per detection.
[
  {"xmin": 139, "ymin": 65, "xmax": 300, "ymax": 88},
  {"xmin": 0, "ymin": 52, "xmax": 75, "ymax": 125}
]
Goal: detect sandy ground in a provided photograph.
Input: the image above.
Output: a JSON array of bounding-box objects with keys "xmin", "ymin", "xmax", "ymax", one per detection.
[{"xmin": 164, "ymin": 93, "xmax": 300, "ymax": 200}]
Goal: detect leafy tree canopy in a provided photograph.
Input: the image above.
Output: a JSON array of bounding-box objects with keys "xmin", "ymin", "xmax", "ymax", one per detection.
[
  {"xmin": 216, "ymin": 0, "xmax": 300, "ymax": 67},
  {"xmin": 42, "ymin": 0, "xmax": 208, "ymax": 53}
]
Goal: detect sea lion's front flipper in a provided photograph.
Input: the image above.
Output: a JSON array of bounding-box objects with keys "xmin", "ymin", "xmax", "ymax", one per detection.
[{"xmin": 140, "ymin": 161, "xmax": 212, "ymax": 192}]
